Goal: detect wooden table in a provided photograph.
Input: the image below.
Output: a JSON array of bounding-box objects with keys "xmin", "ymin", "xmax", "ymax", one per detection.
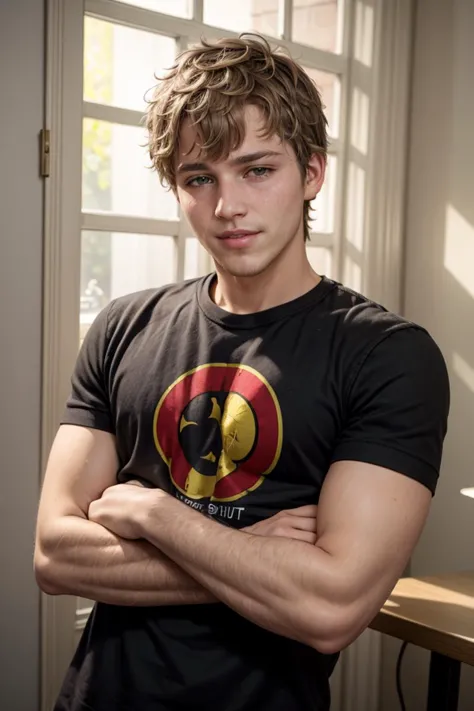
[{"xmin": 370, "ymin": 571, "xmax": 474, "ymax": 710}]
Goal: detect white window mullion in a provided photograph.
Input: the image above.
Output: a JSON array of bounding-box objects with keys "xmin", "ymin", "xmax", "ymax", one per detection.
[
  {"xmin": 175, "ymin": 34, "xmax": 191, "ymax": 282},
  {"xmin": 283, "ymin": 47, "xmax": 345, "ymax": 75},
  {"xmin": 81, "ymin": 211, "xmax": 180, "ymax": 237},
  {"xmin": 348, "ymin": 144, "xmax": 368, "ymax": 172},
  {"xmin": 332, "ymin": 0, "xmax": 355, "ymax": 284},
  {"xmin": 192, "ymin": 0, "xmax": 203, "ymax": 24},
  {"xmin": 336, "ymin": 0, "xmax": 348, "ymax": 55},
  {"xmin": 86, "ymin": 0, "xmax": 346, "ymax": 76},
  {"xmin": 307, "ymin": 233, "xmax": 334, "ymax": 249},
  {"xmin": 176, "ymin": 208, "xmax": 187, "ymax": 282},
  {"xmin": 85, "ymin": 0, "xmax": 183, "ymax": 36},
  {"xmin": 279, "ymin": 0, "xmax": 292, "ymax": 41},
  {"xmin": 351, "ymin": 59, "xmax": 373, "ymax": 99},
  {"xmin": 83, "ymin": 101, "xmax": 145, "ymax": 128}
]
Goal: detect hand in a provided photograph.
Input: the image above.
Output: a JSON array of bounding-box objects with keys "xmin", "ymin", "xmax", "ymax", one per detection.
[
  {"xmin": 88, "ymin": 482, "xmax": 166, "ymax": 540},
  {"xmin": 243, "ymin": 505, "xmax": 318, "ymax": 544}
]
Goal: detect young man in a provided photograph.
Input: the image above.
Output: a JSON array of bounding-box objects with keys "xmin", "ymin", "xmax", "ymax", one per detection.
[{"xmin": 35, "ymin": 35, "xmax": 450, "ymax": 711}]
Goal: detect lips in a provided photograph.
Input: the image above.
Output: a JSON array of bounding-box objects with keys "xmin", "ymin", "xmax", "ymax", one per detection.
[{"xmin": 217, "ymin": 230, "xmax": 260, "ymax": 240}]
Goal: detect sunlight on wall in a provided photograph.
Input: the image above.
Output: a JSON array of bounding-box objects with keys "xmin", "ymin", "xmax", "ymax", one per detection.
[
  {"xmin": 343, "ymin": 255, "xmax": 362, "ymax": 291},
  {"xmin": 350, "ymin": 87, "xmax": 370, "ymax": 155},
  {"xmin": 345, "ymin": 162, "xmax": 366, "ymax": 250},
  {"xmin": 452, "ymin": 352, "xmax": 474, "ymax": 394},
  {"xmin": 444, "ymin": 203, "xmax": 474, "ymax": 299},
  {"xmin": 444, "ymin": 206, "xmax": 474, "ymax": 572}
]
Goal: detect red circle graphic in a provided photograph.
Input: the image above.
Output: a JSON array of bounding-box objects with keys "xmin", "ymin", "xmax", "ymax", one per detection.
[{"xmin": 153, "ymin": 364, "xmax": 282, "ymax": 502}]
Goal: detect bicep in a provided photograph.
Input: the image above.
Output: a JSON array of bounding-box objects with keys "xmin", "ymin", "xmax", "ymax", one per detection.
[
  {"xmin": 37, "ymin": 424, "xmax": 119, "ymax": 530},
  {"xmin": 315, "ymin": 460, "xmax": 431, "ymax": 630}
]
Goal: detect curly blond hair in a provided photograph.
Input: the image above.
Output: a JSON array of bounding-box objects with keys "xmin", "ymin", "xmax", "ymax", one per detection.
[{"xmin": 145, "ymin": 34, "xmax": 328, "ymax": 241}]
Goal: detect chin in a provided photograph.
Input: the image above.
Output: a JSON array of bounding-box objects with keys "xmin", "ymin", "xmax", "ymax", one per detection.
[
  {"xmin": 215, "ymin": 252, "xmax": 278, "ymax": 279},
  {"xmin": 221, "ymin": 262, "xmax": 271, "ymax": 279}
]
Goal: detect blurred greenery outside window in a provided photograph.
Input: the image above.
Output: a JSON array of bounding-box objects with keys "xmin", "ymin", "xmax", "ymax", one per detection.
[{"xmin": 82, "ymin": 18, "xmax": 113, "ymax": 314}]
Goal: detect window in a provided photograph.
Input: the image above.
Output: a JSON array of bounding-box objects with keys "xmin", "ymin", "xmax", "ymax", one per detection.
[
  {"xmin": 79, "ymin": 0, "xmax": 348, "ymax": 341},
  {"xmin": 81, "ymin": 15, "xmax": 191, "ymax": 339}
]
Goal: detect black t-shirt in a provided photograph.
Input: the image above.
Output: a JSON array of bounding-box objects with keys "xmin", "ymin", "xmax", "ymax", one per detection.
[{"xmin": 55, "ymin": 275, "xmax": 449, "ymax": 711}]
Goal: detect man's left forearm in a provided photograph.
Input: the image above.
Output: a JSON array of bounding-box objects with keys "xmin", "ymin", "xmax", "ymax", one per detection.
[{"xmin": 138, "ymin": 493, "xmax": 347, "ymax": 651}]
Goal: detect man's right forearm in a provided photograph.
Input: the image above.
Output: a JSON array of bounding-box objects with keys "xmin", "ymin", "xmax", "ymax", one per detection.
[{"xmin": 35, "ymin": 515, "xmax": 217, "ymax": 606}]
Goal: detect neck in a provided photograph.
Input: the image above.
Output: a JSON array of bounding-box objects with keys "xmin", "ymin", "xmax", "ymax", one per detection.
[{"xmin": 211, "ymin": 246, "xmax": 321, "ymax": 315}]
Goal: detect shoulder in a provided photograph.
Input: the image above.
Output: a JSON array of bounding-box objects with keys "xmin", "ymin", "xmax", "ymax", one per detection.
[
  {"xmin": 319, "ymin": 279, "xmax": 449, "ymax": 393},
  {"xmin": 325, "ymin": 286, "xmax": 450, "ymax": 494},
  {"xmin": 323, "ymin": 279, "xmax": 417, "ymax": 337},
  {"xmin": 93, "ymin": 277, "xmax": 203, "ymax": 344},
  {"xmin": 78, "ymin": 277, "xmax": 204, "ymax": 360},
  {"xmin": 330, "ymin": 284, "xmax": 449, "ymax": 404},
  {"xmin": 322, "ymin": 279, "xmax": 438, "ymax": 355},
  {"xmin": 107, "ymin": 277, "xmax": 202, "ymax": 328}
]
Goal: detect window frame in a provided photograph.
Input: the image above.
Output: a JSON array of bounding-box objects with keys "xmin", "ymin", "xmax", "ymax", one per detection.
[{"xmin": 81, "ymin": 0, "xmax": 349, "ymax": 287}]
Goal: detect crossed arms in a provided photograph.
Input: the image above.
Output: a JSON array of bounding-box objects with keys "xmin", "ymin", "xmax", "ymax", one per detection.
[{"xmin": 34, "ymin": 424, "xmax": 431, "ymax": 655}]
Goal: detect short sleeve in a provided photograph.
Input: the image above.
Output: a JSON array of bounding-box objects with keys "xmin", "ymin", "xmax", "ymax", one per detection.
[
  {"xmin": 331, "ymin": 327, "xmax": 450, "ymax": 495},
  {"xmin": 60, "ymin": 303, "xmax": 115, "ymax": 433}
]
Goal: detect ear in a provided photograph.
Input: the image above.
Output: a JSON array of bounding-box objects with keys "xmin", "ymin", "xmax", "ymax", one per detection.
[{"xmin": 304, "ymin": 153, "xmax": 326, "ymax": 201}]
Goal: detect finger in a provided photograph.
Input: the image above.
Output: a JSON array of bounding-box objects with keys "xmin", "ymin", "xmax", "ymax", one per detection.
[
  {"xmin": 280, "ymin": 529, "xmax": 317, "ymax": 544},
  {"xmin": 284, "ymin": 505, "xmax": 318, "ymax": 517},
  {"xmin": 88, "ymin": 500, "xmax": 99, "ymax": 520},
  {"xmin": 297, "ymin": 531, "xmax": 318, "ymax": 544},
  {"xmin": 281, "ymin": 516, "xmax": 318, "ymax": 532}
]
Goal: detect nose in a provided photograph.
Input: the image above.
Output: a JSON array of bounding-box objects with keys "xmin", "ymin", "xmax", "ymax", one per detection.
[{"xmin": 214, "ymin": 183, "xmax": 247, "ymax": 221}]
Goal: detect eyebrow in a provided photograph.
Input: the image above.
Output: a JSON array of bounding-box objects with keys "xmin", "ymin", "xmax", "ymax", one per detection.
[{"xmin": 177, "ymin": 150, "xmax": 283, "ymax": 174}]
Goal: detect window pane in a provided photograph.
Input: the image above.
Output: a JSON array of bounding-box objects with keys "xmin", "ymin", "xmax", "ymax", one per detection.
[
  {"xmin": 184, "ymin": 238, "xmax": 200, "ymax": 280},
  {"xmin": 185, "ymin": 238, "xmax": 212, "ymax": 279},
  {"xmin": 292, "ymin": 0, "xmax": 342, "ymax": 53},
  {"xmin": 203, "ymin": 0, "xmax": 279, "ymax": 36},
  {"xmin": 306, "ymin": 247, "xmax": 332, "ymax": 278},
  {"xmin": 303, "ymin": 67, "xmax": 340, "ymax": 139},
  {"xmin": 115, "ymin": 0, "xmax": 192, "ymax": 18},
  {"xmin": 84, "ymin": 17, "xmax": 177, "ymax": 113},
  {"xmin": 80, "ymin": 231, "xmax": 176, "ymax": 340},
  {"xmin": 82, "ymin": 119, "xmax": 178, "ymax": 219},
  {"xmin": 309, "ymin": 155, "xmax": 337, "ymax": 234}
]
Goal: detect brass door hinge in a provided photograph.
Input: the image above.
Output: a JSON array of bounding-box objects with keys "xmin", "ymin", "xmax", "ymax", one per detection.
[{"xmin": 40, "ymin": 128, "xmax": 51, "ymax": 177}]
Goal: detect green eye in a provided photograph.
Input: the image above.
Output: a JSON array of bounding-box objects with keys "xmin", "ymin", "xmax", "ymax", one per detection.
[
  {"xmin": 248, "ymin": 167, "xmax": 273, "ymax": 178},
  {"xmin": 187, "ymin": 175, "xmax": 212, "ymax": 187}
]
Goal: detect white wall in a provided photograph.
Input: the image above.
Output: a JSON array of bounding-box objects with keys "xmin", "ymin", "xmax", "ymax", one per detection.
[
  {"xmin": 379, "ymin": 0, "xmax": 474, "ymax": 708},
  {"xmin": 0, "ymin": 1, "xmax": 43, "ymax": 709}
]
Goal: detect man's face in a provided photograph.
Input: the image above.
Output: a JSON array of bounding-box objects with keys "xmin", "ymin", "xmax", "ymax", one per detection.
[{"xmin": 174, "ymin": 105, "xmax": 325, "ymax": 278}]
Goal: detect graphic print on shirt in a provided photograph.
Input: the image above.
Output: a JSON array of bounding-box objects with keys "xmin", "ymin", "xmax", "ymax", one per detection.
[{"xmin": 153, "ymin": 363, "xmax": 283, "ymax": 519}]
